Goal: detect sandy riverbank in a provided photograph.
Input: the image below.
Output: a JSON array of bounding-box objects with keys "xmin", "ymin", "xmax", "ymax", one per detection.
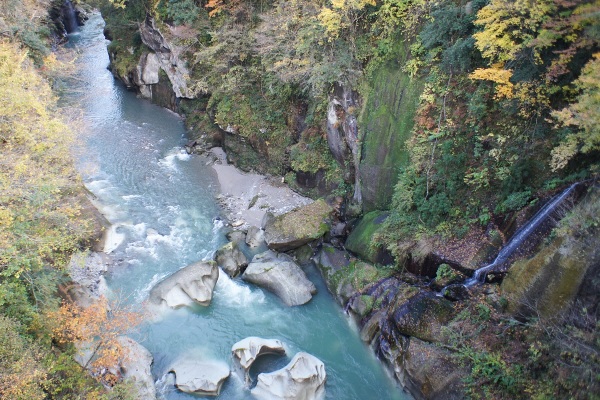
[{"xmin": 208, "ymin": 147, "xmax": 312, "ymax": 230}]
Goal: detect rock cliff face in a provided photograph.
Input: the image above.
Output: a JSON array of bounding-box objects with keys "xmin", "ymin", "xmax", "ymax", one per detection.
[
  {"xmin": 326, "ymin": 84, "xmax": 362, "ymax": 203},
  {"xmin": 138, "ymin": 16, "xmax": 194, "ymax": 99},
  {"xmin": 501, "ymin": 187, "xmax": 600, "ymax": 319},
  {"xmin": 105, "ymin": 14, "xmax": 193, "ymax": 111},
  {"xmin": 357, "ymin": 57, "xmax": 423, "ymax": 212}
]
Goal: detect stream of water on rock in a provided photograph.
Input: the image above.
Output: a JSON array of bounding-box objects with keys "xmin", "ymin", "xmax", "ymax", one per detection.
[{"xmin": 65, "ymin": 13, "xmax": 408, "ymax": 400}]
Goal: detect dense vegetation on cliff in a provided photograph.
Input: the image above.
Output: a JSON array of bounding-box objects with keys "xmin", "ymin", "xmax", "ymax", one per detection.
[
  {"xmin": 0, "ymin": 1, "xmax": 135, "ymax": 398},
  {"xmin": 99, "ymin": 0, "xmax": 598, "ymax": 229},
  {"xmin": 1, "ymin": 0, "xmax": 597, "ymax": 398}
]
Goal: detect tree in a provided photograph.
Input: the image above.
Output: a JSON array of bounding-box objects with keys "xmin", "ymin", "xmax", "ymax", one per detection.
[
  {"xmin": 473, "ymin": 0, "xmax": 555, "ymax": 65},
  {"xmin": 317, "ymin": 0, "xmax": 376, "ymax": 41},
  {"xmin": 50, "ymin": 297, "xmax": 144, "ymax": 386},
  {"xmin": 551, "ymin": 54, "xmax": 600, "ymax": 170},
  {"xmin": 109, "ymin": 0, "xmax": 127, "ymax": 8}
]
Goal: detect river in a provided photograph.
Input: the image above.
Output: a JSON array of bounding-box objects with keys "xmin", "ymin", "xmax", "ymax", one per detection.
[{"xmin": 66, "ymin": 13, "xmax": 408, "ymax": 400}]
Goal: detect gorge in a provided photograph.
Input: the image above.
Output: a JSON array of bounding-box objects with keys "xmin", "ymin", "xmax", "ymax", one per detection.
[
  {"xmin": 65, "ymin": 13, "xmax": 406, "ymax": 399},
  {"xmin": 0, "ymin": 0, "xmax": 598, "ymax": 399}
]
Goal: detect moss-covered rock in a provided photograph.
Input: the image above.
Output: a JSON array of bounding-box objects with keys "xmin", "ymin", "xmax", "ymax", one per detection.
[
  {"xmin": 330, "ymin": 261, "xmax": 395, "ymax": 304},
  {"xmin": 345, "ymin": 210, "xmax": 393, "ymax": 264},
  {"xmin": 358, "ymin": 56, "xmax": 424, "ymax": 212},
  {"xmin": 315, "ymin": 244, "xmax": 351, "ymax": 294},
  {"xmin": 501, "ymin": 188, "xmax": 600, "ymax": 319},
  {"xmin": 348, "ymin": 294, "xmax": 375, "ymax": 318},
  {"xmin": 391, "ymin": 292, "xmax": 456, "ymax": 342},
  {"xmin": 431, "ymin": 263, "xmax": 466, "ymax": 291},
  {"xmin": 264, "ymin": 199, "xmax": 332, "ymax": 252},
  {"xmin": 502, "ymin": 235, "xmax": 598, "ymax": 318}
]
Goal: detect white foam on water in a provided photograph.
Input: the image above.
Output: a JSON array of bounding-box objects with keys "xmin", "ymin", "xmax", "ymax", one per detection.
[
  {"xmin": 131, "ymin": 222, "xmax": 147, "ymax": 238},
  {"xmin": 145, "ymin": 219, "xmax": 190, "ymax": 252},
  {"xmin": 215, "ymin": 270, "xmax": 266, "ymax": 306},
  {"xmin": 126, "ymin": 241, "xmax": 159, "ymax": 260},
  {"xmin": 176, "ymin": 151, "xmax": 191, "ymax": 161},
  {"xmin": 212, "ymin": 218, "xmax": 224, "ymax": 233},
  {"xmin": 122, "ymin": 194, "xmax": 142, "ymax": 201},
  {"xmin": 155, "ymin": 372, "xmax": 175, "ymax": 400},
  {"xmin": 158, "ymin": 154, "xmax": 178, "ymax": 171},
  {"xmin": 86, "ymin": 178, "xmax": 111, "ymax": 192},
  {"xmin": 137, "ymin": 272, "xmax": 169, "ymax": 302},
  {"xmin": 158, "ymin": 148, "xmax": 190, "ymax": 170}
]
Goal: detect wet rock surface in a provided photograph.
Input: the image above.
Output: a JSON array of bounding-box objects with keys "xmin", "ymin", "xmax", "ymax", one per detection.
[
  {"xmin": 148, "ymin": 261, "xmax": 219, "ymax": 308},
  {"xmin": 242, "ymin": 251, "xmax": 316, "ymax": 306},
  {"xmin": 215, "ymin": 241, "xmax": 248, "ymax": 278},
  {"xmin": 251, "ymin": 352, "xmax": 326, "ymax": 400},
  {"xmin": 231, "ymin": 337, "xmax": 286, "ymax": 387},
  {"xmin": 169, "ymin": 358, "xmax": 230, "ymax": 396},
  {"xmin": 263, "ymin": 199, "xmax": 332, "ymax": 252}
]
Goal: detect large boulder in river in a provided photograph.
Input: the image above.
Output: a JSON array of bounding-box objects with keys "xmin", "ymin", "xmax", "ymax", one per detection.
[
  {"xmin": 215, "ymin": 241, "xmax": 248, "ymax": 277},
  {"xmin": 242, "ymin": 251, "xmax": 316, "ymax": 306},
  {"xmin": 251, "ymin": 352, "xmax": 326, "ymax": 400},
  {"xmin": 232, "ymin": 337, "xmax": 286, "ymax": 387},
  {"xmin": 264, "ymin": 199, "xmax": 332, "ymax": 252},
  {"xmin": 148, "ymin": 261, "xmax": 218, "ymax": 308},
  {"xmin": 169, "ymin": 358, "xmax": 230, "ymax": 396}
]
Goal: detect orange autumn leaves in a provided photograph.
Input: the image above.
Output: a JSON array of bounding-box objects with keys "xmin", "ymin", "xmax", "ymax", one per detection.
[{"xmin": 50, "ymin": 297, "xmax": 144, "ymax": 385}]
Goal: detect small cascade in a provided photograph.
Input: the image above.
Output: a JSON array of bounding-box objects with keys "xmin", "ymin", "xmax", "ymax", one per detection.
[
  {"xmin": 464, "ymin": 182, "xmax": 579, "ymax": 286},
  {"xmin": 62, "ymin": 0, "xmax": 79, "ymax": 33}
]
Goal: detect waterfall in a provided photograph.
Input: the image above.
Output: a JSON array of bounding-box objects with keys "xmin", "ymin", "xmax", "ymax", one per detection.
[
  {"xmin": 62, "ymin": 0, "xmax": 79, "ymax": 33},
  {"xmin": 465, "ymin": 182, "xmax": 579, "ymax": 286}
]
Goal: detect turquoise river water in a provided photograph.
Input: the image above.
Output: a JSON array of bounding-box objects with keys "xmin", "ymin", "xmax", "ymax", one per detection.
[{"xmin": 66, "ymin": 13, "xmax": 409, "ymax": 400}]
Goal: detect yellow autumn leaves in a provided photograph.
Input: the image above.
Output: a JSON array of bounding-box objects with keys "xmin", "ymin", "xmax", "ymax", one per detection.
[
  {"xmin": 0, "ymin": 41, "xmax": 93, "ymax": 276},
  {"xmin": 318, "ymin": 0, "xmax": 376, "ymax": 40},
  {"xmin": 50, "ymin": 296, "xmax": 144, "ymax": 386}
]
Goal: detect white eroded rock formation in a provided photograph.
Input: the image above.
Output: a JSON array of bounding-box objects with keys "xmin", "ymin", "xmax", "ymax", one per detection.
[
  {"xmin": 148, "ymin": 261, "xmax": 218, "ymax": 308},
  {"xmin": 169, "ymin": 358, "xmax": 230, "ymax": 396},
  {"xmin": 231, "ymin": 337, "xmax": 286, "ymax": 387},
  {"xmin": 242, "ymin": 250, "xmax": 316, "ymax": 306},
  {"xmin": 251, "ymin": 352, "xmax": 326, "ymax": 400}
]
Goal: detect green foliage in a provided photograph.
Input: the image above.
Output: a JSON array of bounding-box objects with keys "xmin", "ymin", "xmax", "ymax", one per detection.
[
  {"xmin": 463, "ymin": 349, "xmax": 521, "ymax": 397},
  {"xmin": 435, "ymin": 263, "xmax": 454, "ymax": 280},
  {"xmin": 495, "ymin": 190, "xmax": 531, "ymax": 214},
  {"xmin": 442, "ymin": 285, "xmax": 600, "ymax": 400},
  {"xmin": 290, "ymin": 131, "xmax": 337, "ymax": 175},
  {"xmin": 377, "ymin": 0, "xmax": 599, "ymax": 255},
  {"xmin": 163, "ymin": 0, "xmax": 202, "ymax": 26},
  {"xmin": 329, "ymin": 260, "xmax": 395, "ymax": 294},
  {"xmin": 552, "ymin": 54, "xmax": 600, "ymax": 171}
]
